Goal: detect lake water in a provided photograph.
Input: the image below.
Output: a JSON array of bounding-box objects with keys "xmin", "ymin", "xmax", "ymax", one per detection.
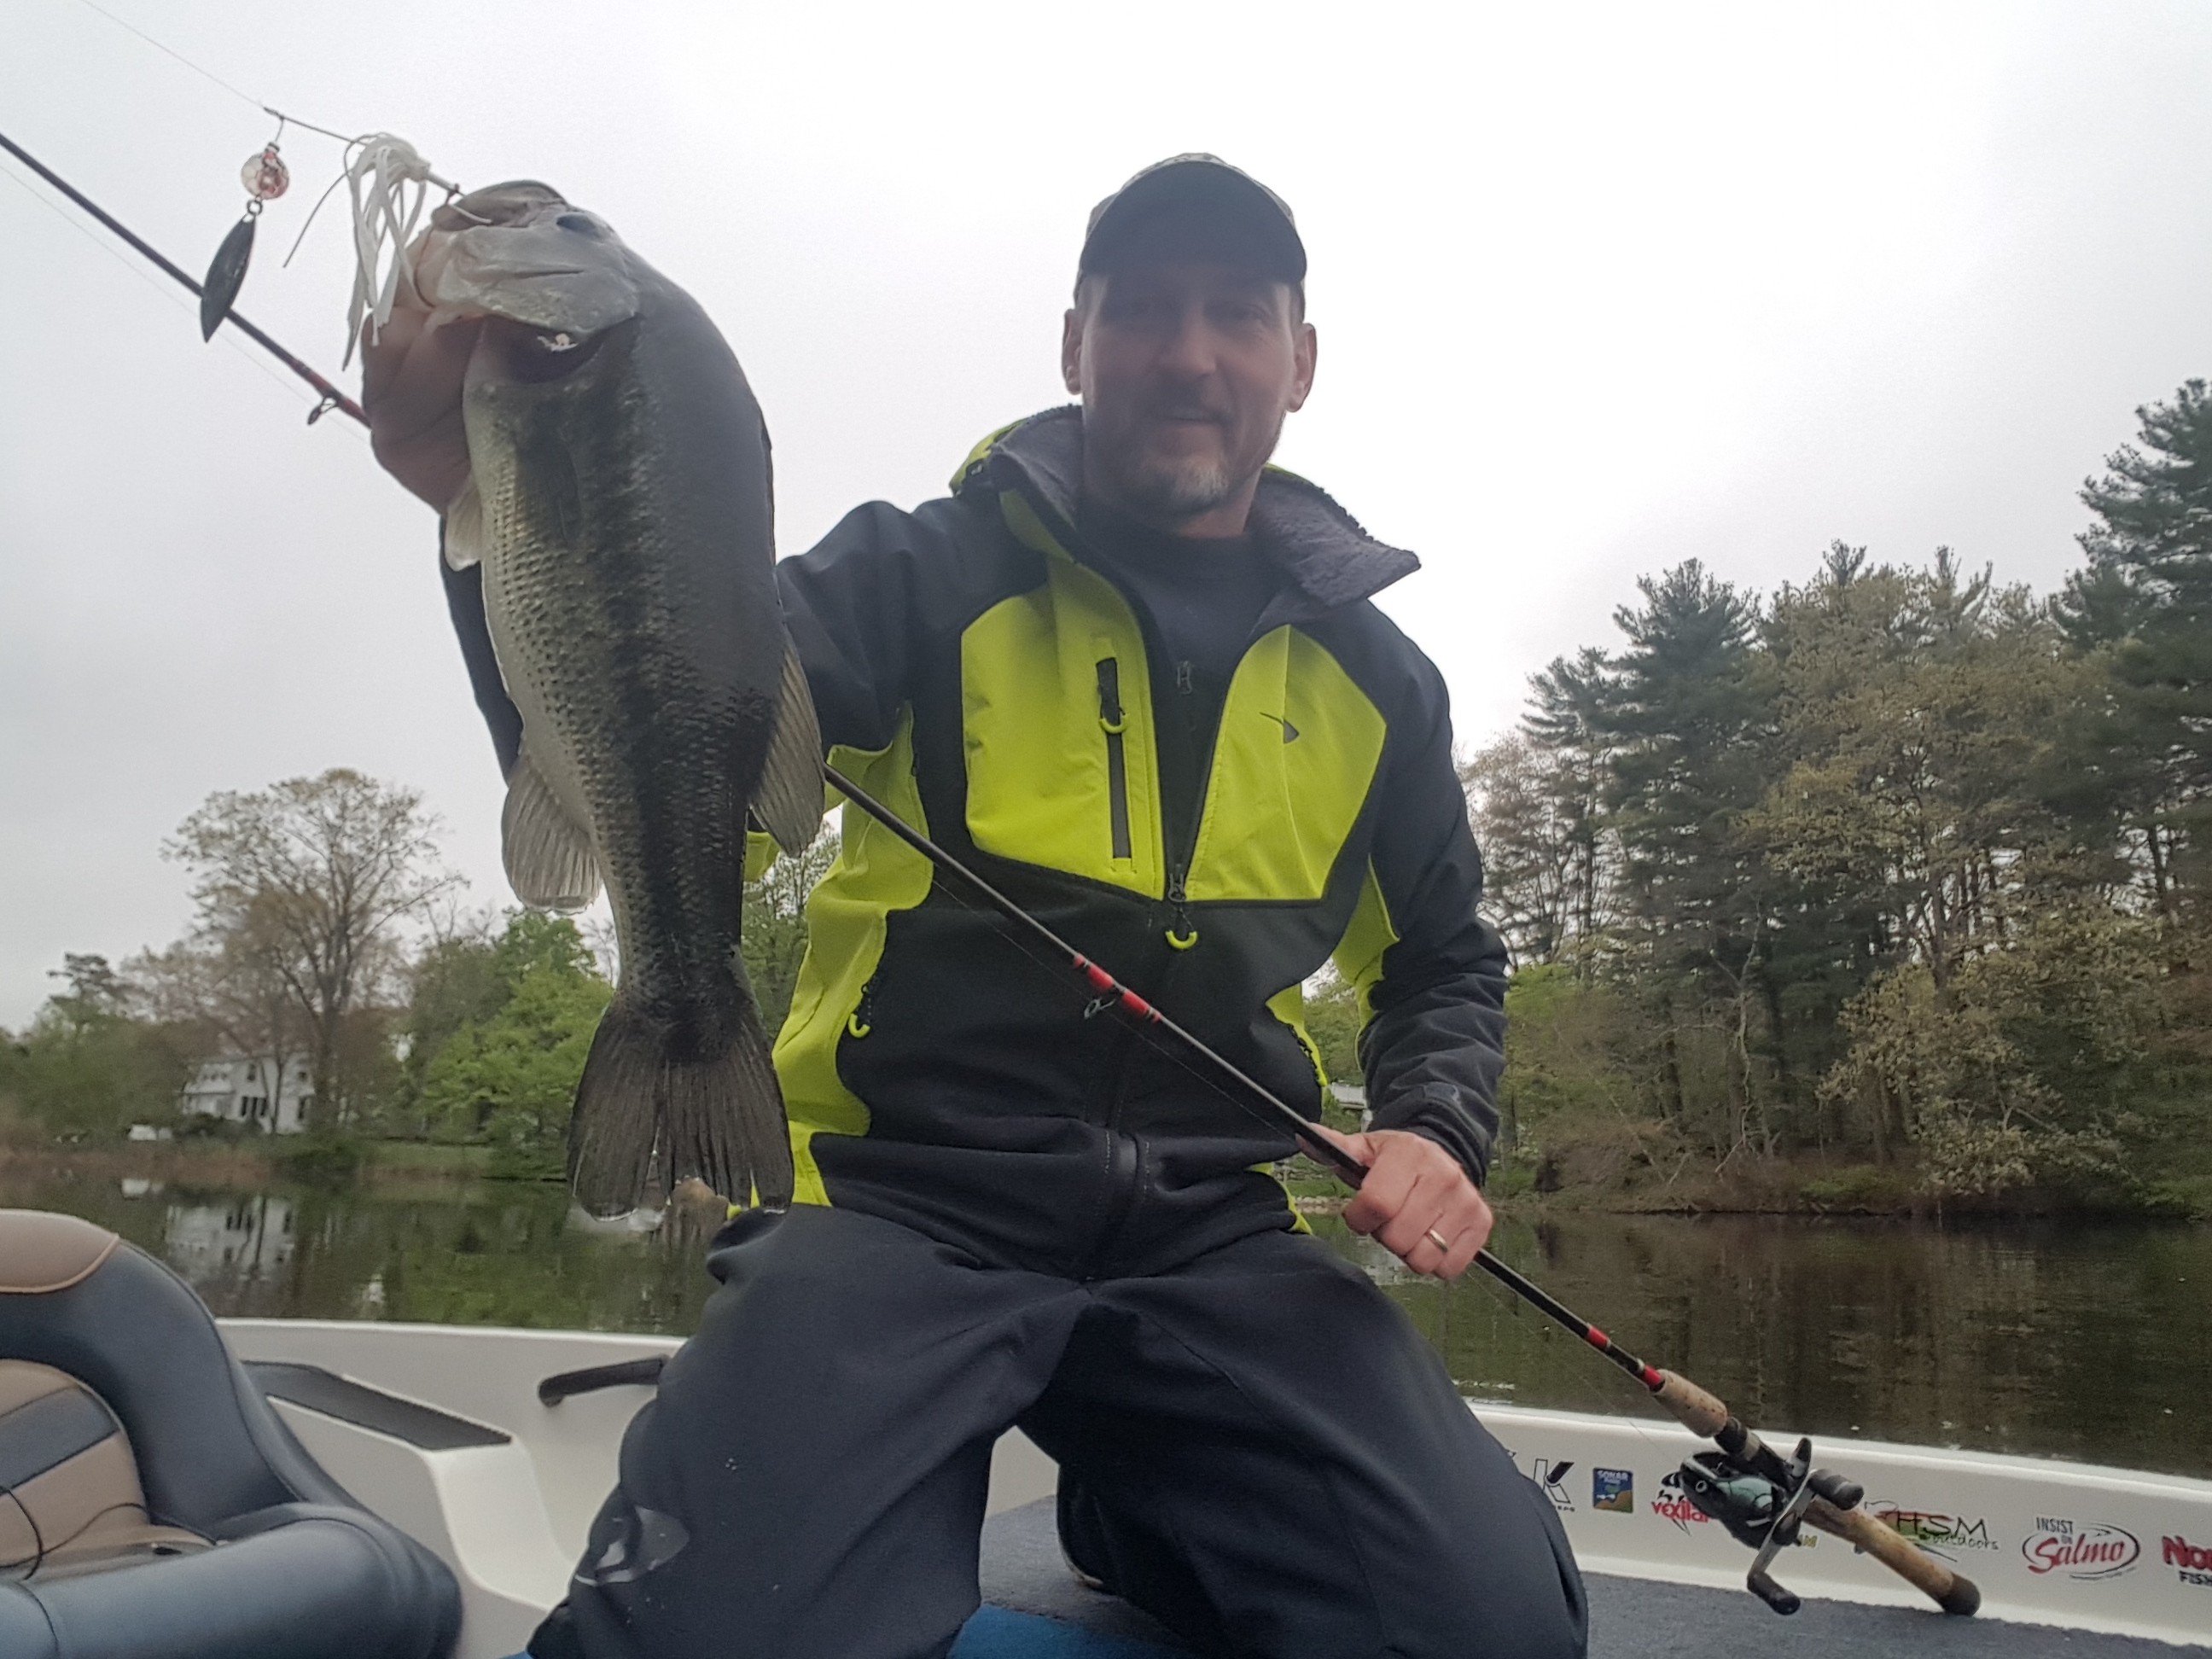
[{"xmin": 14, "ymin": 1168, "xmax": 2209, "ymax": 1481}]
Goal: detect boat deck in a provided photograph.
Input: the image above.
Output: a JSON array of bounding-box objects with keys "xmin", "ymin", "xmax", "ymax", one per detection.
[{"xmin": 966, "ymin": 1499, "xmax": 2208, "ymax": 1657}]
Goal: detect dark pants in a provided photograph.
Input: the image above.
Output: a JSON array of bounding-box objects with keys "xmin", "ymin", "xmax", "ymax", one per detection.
[{"xmin": 539, "ymin": 1206, "xmax": 1586, "ymax": 1659}]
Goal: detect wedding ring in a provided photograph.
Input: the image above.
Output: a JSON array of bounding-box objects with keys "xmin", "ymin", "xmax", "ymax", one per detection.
[{"xmin": 1424, "ymin": 1227, "xmax": 1452, "ymax": 1254}]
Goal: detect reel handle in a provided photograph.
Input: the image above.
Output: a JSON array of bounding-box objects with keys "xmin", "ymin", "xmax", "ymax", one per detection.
[{"xmin": 1804, "ymin": 1498, "xmax": 1982, "ymax": 1616}]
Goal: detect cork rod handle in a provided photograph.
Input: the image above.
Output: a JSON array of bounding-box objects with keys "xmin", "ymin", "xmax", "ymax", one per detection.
[
  {"xmin": 1803, "ymin": 1498, "xmax": 1981, "ymax": 1615},
  {"xmin": 1650, "ymin": 1370, "xmax": 1731, "ymax": 1437}
]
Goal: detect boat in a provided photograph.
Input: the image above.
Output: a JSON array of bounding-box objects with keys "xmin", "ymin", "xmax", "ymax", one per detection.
[{"xmin": 6, "ymin": 1208, "xmax": 2209, "ymax": 1657}]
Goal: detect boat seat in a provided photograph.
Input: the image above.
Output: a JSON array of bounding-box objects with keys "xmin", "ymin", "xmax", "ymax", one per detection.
[{"xmin": 0, "ymin": 1208, "xmax": 459, "ymax": 1659}]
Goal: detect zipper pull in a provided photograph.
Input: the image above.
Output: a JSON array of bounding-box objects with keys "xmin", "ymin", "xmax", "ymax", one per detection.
[
  {"xmin": 1096, "ymin": 658, "xmax": 1125, "ymax": 732},
  {"xmin": 1174, "ymin": 661, "xmax": 1194, "ymax": 695},
  {"xmin": 1165, "ymin": 866, "xmax": 1198, "ymax": 951},
  {"xmin": 846, "ymin": 975, "xmax": 876, "ymax": 1039}
]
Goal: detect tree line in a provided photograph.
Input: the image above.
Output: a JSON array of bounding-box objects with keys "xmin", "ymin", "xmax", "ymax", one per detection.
[
  {"xmin": 9, "ymin": 381, "xmax": 2212, "ymax": 1214},
  {"xmin": 1463, "ymin": 379, "xmax": 2212, "ymax": 1211},
  {"xmin": 0, "ymin": 766, "xmax": 834, "ymax": 1173}
]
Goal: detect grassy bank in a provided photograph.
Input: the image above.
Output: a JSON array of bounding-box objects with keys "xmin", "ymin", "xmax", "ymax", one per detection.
[
  {"xmin": 14, "ymin": 1133, "xmax": 2209, "ymax": 1224},
  {"xmin": 0, "ymin": 1136, "xmax": 498, "ymax": 1193}
]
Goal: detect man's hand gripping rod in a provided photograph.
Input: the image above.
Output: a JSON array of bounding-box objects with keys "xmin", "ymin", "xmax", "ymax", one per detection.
[{"xmin": 820, "ymin": 762, "xmax": 1978, "ymax": 1619}]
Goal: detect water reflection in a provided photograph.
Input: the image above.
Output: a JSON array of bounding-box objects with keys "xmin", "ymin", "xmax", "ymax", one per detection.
[
  {"xmin": 165, "ymin": 1192, "xmax": 295, "ymax": 1289},
  {"xmin": 9, "ymin": 1171, "xmax": 2207, "ymax": 1479}
]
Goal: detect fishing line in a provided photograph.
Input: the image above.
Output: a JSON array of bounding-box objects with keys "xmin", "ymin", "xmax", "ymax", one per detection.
[
  {"xmin": 0, "ymin": 154, "xmax": 323, "ymax": 415},
  {"xmin": 66, "ymin": 0, "xmax": 358, "ymax": 146},
  {"xmin": 69, "ymin": 0, "xmax": 262, "ymax": 110}
]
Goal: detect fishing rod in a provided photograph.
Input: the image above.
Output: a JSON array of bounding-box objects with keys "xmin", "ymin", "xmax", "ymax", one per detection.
[
  {"xmin": 821, "ymin": 760, "xmax": 1980, "ymax": 1620},
  {"xmin": 0, "ymin": 128, "xmax": 367, "ymax": 426}
]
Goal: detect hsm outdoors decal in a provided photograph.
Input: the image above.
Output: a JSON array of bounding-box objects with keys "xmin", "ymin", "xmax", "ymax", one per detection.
[
  {"xmin": 2164, "ymin": 1534, "xmax": 2212, "ymax": 1587},
  {"xmin": 1592, "ymin": 1468, "xmax": 1634, "ymax": 1514},
  {"xmin": 1868, "ymin": 1503, "xmax": 2001, "ymax": 1559},
  {"xmin": 1651, "ymin": 1471, "xmax": 1710, "ymax": 1534},
  {"xmin": 2022, "ymin": 1519, "xmax": 2140, "ymax": 1580}
]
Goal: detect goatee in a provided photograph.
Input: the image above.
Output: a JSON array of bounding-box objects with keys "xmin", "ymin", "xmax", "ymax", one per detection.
[{"xmin": 1121, "ymin": 454, "xmax": 1237, "ymax": 519}]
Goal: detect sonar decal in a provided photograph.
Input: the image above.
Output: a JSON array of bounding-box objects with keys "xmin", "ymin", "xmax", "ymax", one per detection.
[{"xmin": 1592, "ymin": 1468, "xmax": 1634, "ymax": 1514}]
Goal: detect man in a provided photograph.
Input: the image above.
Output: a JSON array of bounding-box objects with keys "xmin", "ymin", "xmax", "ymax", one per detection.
[{"xmin": 368, "ymin": 155, "xmax": 1585, "ymax": 1659}]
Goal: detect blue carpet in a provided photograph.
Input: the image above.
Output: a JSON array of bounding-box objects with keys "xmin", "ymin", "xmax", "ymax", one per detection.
[
  {"xmin": 497, "ymin": 1606, "xmax": 1183, "ymax": 1659},
  {"xmin": 952, "ymin": 1606, "xmax": 1185, "ymax": 1657}
]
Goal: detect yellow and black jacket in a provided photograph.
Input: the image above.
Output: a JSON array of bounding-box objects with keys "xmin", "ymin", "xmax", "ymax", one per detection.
[{"xmin": 765, "ymin": 408, "xmax": 1507, "ymax": 1277}]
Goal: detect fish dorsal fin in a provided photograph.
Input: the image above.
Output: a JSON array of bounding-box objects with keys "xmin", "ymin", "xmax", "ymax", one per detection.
[
  {"xmin": 503, "ymin": 747, "xmax": 601, "ymax": 910},
  {"xmin": 443, "ymin": 479, "xmax": 484, "ymax": 572},
  {"xmin": 754, "ymin": 638, "xmax": 825, "ymax": 856}
]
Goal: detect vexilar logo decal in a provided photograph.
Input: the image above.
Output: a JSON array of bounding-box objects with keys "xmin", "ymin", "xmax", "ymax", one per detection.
[
  {"xmin": 2022, "ymin": 1518, "xmax": 2139, "ymax": 1580},
  {"xmin": 1651, "ymin": 1470, "xmax": 1709, "ymax": 1533}
]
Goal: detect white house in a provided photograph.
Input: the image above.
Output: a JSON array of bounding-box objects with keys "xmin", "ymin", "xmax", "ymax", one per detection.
[{"xmin": 178, "ymin": 1053, "xmax": 315, "ymax": 1134}]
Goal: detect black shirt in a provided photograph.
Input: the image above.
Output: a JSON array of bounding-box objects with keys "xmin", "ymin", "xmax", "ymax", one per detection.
[{"xmin": 1076, "ymin": 499, "xmax": 1280, "ymax": 693}]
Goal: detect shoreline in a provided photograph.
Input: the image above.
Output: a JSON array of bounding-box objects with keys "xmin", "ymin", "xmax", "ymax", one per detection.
[{"xmin": 6, "ymin": 1140, "xmax": 2206, "ymax": 1225}]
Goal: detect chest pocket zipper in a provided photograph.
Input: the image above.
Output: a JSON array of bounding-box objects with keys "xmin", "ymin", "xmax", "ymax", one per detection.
[{"xmin": 1096, "ymin": 658, "xmax": 1132, "ymax": 862}]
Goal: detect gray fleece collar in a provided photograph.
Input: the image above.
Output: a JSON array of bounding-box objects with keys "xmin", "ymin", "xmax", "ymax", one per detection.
[{"xmin": 972, "ymin": 405, "xmax": 1420, "ymax": 625}]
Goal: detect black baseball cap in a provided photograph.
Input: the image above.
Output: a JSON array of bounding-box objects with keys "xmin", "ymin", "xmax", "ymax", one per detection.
[{"xmin": 1079, "ymin": 154, "xmax": 1307, "ymax": 284}]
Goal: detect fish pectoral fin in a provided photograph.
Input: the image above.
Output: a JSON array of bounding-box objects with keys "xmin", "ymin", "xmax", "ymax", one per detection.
[
  {"xmin": 442, "ymin": 478, "xmax": 484, "ymax": 572},
  {"xmin": 754, "ymin": 637, "xmax": 826, "ymax": 856},
  {"xmin": 503, "ymin": 748, "xmax": 602, "ymax": 910}
]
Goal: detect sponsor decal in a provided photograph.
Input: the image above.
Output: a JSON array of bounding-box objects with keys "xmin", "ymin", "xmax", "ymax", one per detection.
[
  {"xmin": 1592, "ymin": 1468, "xmax": 1634, "ymax": 1513},
  {"xmin": 2022, "ymin": 1518, "xmax": 2139, "ymax": 1580},
  {"xmin": 1867, "ymin": 1502, "xmax": 2000, "ymax": 1558},
  {"xmin": 1532, "ymin": 1458, "xmax": 1575, "ymax": 1512},
  {"xmin": 1501, "ymin": 1447, "xmax": 1575, "ymax": 1512},
  {"xmin": 1652, "ymin": 1470, "xmax": 1710, "ymax": 1534},
  {"xmin": 2165, "ymin": 1534, "xmax": 2212, "ymax": 1587}
]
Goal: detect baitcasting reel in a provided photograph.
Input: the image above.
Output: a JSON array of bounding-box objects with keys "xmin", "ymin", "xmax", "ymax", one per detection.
[{"xmin": 1679, "ymin": 1436, "xmax": 1866, "ymax": 1615}]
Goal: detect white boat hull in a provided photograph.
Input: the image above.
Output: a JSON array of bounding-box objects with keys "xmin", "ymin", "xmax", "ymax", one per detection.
[{"xmin": 218, "ymin": 1319, "xmax": 2212, "ymax": 1656}]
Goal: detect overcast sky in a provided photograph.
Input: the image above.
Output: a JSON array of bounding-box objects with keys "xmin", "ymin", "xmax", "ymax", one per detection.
[{"xmin": 5, "ymin": 0, "xmax": 2212, "ymax": 1029}]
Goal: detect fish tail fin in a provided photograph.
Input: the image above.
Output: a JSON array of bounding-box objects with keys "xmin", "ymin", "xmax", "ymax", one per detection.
[
  {"xmin": 567, "ymin": 997, "xmax": 794, "ymax": 1219},
  {"xmin": 667, "ymin": 995, "xmax": 794, "ymax": 1211},
  {"xmin": 568, "ymin": 1003, "xmax": 667, "ymax": 1218}
]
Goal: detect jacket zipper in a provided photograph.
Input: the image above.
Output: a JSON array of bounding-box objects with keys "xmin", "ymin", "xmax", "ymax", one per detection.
[
  {"xmin": 1086, "ymin": 659, "xmax": 1208, "ymax": 1273},
  {"xmin": 1096, "ymin": 658, "xmax": 1132, "ymax": 862},
  {"xmin": 1162, "ymin": 660, "xmax": 1211, "ymax": 951}
]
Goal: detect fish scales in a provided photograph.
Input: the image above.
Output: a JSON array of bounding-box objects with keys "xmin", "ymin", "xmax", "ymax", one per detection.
[{"xmin": 411, "ymin": 183, "xmax": 818, "ymax": 1215}]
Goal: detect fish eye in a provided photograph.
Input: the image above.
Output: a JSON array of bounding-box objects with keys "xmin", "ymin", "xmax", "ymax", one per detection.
[{"xmin": 556, "ymin": 213, "xmax": 604, "ymax": 238}]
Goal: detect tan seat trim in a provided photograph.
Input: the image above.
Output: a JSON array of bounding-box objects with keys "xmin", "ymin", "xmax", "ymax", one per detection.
[{"xmin": 0, "ymin": 1210, "xmax": 120, "ymax": 1294}]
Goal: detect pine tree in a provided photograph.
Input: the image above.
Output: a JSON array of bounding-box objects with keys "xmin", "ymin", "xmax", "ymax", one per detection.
[{"xmin": 2063, "ymin": 379, "xmax": 2212, "ymax": 911}]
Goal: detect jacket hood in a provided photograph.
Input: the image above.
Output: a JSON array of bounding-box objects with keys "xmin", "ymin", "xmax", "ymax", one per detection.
[{"xmin": 954, "ymin": 406, "xmax": 1421, "ymax": 626}]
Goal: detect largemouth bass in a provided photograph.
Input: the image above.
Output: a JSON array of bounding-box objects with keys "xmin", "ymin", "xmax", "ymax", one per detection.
[{"xmin": 404, "ymin": 182, "xmax": 818, "ymax": 1215}]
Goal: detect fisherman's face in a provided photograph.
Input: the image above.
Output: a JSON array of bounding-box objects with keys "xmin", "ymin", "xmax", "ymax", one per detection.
[{"xmin": 1063, "ymin": 245, "xmax": 1316, "ymax": 533}]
